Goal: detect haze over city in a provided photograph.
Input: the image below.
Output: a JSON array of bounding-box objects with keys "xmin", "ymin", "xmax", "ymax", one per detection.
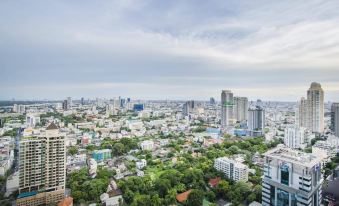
[{"xmin": 1, "ymin": 0, "xmax": 339, "ymax": 101}]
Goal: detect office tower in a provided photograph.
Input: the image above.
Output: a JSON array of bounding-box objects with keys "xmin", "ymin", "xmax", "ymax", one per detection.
[
  {"xmin": 248, "ymin": 106, "xmax": 265, "ymax": 136},
  {"xmin": 13, "ymin": 104, "xmax": 18, "ymax": 113},
  {"xmin": 262, "ymin": 146, "xmax": 323, "ymax": 206},
  {"xmin": 221, "ymin": 90, "xmax": 235, "ymax": 127},
  {"xmin": 62, "ymin": 100, "xmax": 68, "ymax": 110},
  {"xmin": 18, "ymin": 105, "xmax": 26, "ymax": 114},
  {"xmin": 307, "ymin": 82, "xmax": 324, "ymax": 133},
  {"xmin": 284, "ymin": 125, "xmax": 306, "ymax": 149},
  {"xmin": 67, "ymin": 97, "xmax": 72, "ymax": 109},
  {"xmin": 81, "ymin": 97, "xmax": 84, "ymax": 105},
  {"xmin": 120, "ymin": 98, "xmax": 126, "ymax": 108},
  {"xmin": 234, "ymin": 96, "xmax": 248, "ymax": 122},
  {"xmin": 331, "ymin": 103, "xmax": 339, "ymax": 137},
  {"xmin": 16, "ymin": 123, "xmax": 66, "ymax": 206},
  {"xmin": 256, "ymin": 99, "xmax": 263, "ymax": 107},
  {"xmin": 127, "ymin": 98, "xmax": 131, "ymax": 103},
  {"xmin": 214, "ymin": 157, "xmax": 249, "ymax": 182},
  {"xmin": 209, "ymin": 97, "xmax": 216, "ymax": 105},
  {"xmin": 182, "ymin": 100, "xmax": 195, "ymax": 116},
  {"xmin": 298, "ymin": 97, "xmax": 309, "ymax": 128}
]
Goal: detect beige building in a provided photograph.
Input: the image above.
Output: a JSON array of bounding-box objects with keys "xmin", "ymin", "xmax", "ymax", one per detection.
[{"xmin": 17, "ymin": 122, "xmax": 66, "ymax": 206}]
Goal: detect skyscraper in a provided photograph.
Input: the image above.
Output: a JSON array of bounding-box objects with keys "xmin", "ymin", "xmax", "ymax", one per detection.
[
  {"xmin": 331, "ymin": 103, "xmax": 339, "ymax": 137},
  {"xmin": 298, "ymin": 83, "xmax": 324, "ymax": 133},
  {"xmin": 234, "ymin": 96, "xmax": 248, "ymax": 123},
  {"xmin": 182, "ymin": 100, "xmax": 195, "ymax": 116},
  {"xmin": 262, "ymin": 146, "xmax": 323, "ymax": 206},
  {"xmin": 307, "ymin": 82, "xmax": 324, "ymax": 133},
  {"xmin": 16, "ymin": 123, "xmax": 66, "ymax": 206},
  {"xmin": 209, "ymin": 97, "xmax": 216, "ymax": 105},
  {"xmin": 247, "ymin": 106, "xmax": 265, "ymax": 136},
  {"xmin": 221, "ymin": 90, "xmax": 235, "ymax": 127}
]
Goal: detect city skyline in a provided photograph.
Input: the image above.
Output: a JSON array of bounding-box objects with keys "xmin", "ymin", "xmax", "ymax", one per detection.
[{"xmin": 1, "ymin": 0, "xmax": 339, "ymax": 101}]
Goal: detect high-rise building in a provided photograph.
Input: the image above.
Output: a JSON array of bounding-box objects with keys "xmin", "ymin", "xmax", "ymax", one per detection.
[
  {"xmin": 209, "ymin": 97, "xmax": 216, "ymax": 105},
  {"xmin": 331, "ymin": 103, "xmax": 339, "ymax": 137},
  {"xmin": 182, "ymin": 100, "xmax": 195, "ymax": 116},
  {"xmin": 284, "ymin": 125, "xmax": 306, "ymax": 149},
  {"xmin": 214, "ymin": 157, "xmax": 249, "ymax": 182},
  {"xmin": 16, "ymin": 123, "xmax": 66, "ymax": 206},
  {"xmin": 221, "ymin": 90, "xmax": 235, "ymax": 127},
  {"xmin": 307, "ymin": 82, "xmax": 324, "ymax": 133},
  {"xmin": 298, "ymin": 83, "xmax": 324, "ymax": 133},
  {"xmin": 262, "ymin": 146, "xmax": 323, "ymax": 206},
  {"xmin": 248, "ymin": 106, "xmax": 265, "ymax": 136},
  {"xmin": 81, "ymin": 97, "xmax": 85, "ymax": 105},
  {"xmin": 297, "ymin": 97, "xmax": 309, "ymax": 128},
  {"xmin": 234, "ymin": 96, "xmax": 248, "ymax": 122}
]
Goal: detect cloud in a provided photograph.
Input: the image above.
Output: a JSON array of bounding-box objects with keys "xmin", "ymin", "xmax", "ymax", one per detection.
[{"xmin": 0, "ymin": 0, "xmax": 339, "ymax": 101}]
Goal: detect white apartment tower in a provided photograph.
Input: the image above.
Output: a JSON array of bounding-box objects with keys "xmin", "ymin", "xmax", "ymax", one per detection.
[
  {"xmin": 284, "ymin": 125, "xmax": 307, "ymax": 149},
  {"xmin": 248, "ymin": 106, "xmax": 265, "ymax": 136},
  {"xmin": 234, "ymin": 97, "xmax": 248, "ymax": 123},
  {"xmin": 221, "ymin": 90, "xmax": 235, "ymax": 127},
  {"xmin": 17, "ymin": 123, "xmax": 66, "ymax": 206},
  {"xmin": 214, "ymin": 157, "xmax": 248, "ymax": 182},
  {"xmin": 262, "ymin": 146, "xmax": 323, "ymax": 206}
]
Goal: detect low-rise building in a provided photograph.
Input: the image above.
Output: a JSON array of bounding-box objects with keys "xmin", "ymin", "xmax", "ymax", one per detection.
[{"xmin": 214, "ymin": 157, "xmax": 249, "ymax": 182}]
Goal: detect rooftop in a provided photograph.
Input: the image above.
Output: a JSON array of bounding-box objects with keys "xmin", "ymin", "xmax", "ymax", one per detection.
[{"xmin": 264, "ymin": 145, "xmax": 323, "ymax": 168}]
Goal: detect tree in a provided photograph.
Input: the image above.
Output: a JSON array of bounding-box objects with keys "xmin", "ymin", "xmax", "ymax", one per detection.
[
  {"xmin": 215, "ymin": 180, "xmax": 230, "ymax": 198},
  {"xmin": 68, "ymin": 146, "xmax": 78, "ymax": 156},
  {"xmin": 154, "ymin": 179, "xmax": 171, "ymax": 198},
  {"xmin": 112, "ymin": 143, "xmax": 125, "ymax": 156},
  {"xmin": 186, "ymin": 189, "xmax": 204, "ymax": 206}
]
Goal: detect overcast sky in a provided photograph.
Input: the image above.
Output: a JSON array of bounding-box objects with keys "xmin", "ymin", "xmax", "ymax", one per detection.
[{"xmin": 1, "ymin": 0, "xmax": 339, "ymax": 101}]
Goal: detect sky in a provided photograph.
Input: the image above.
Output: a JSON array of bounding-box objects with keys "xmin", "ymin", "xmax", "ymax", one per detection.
[{"xmin": 1, "ymin": 0, "xmax": 339, "ymax": 101}]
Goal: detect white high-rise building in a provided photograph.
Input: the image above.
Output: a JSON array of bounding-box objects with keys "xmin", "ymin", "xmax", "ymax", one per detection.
[
  {"xmin": 284, "ymin": 125, "xmax": 306, "ymax": 149},
  {"xmin": 182, "ymin": 100, "xmax": 195, "ymax": 116},
  {"xmin": 307, "ymin": 82, "xmax": 324, "ymax": 133},
  {"xmin": 221, "ymin": 90, "xmax": 235, "ymax": 127},
  {"xmin": 214, "ymin": 157, "xmax": 248, "ymax": 182},
  {"xmin": 17, "ymin": 123, "xmax": 66, "ymax": 206},
  {"xmin": 331, "ymin": 103, "xmax": 339, "ymax": 137},
  {"xmin": 234, "ymin": 97, "xmax": 248, "ymax": 123},
  {"xmin": 248, "ymin": 106, "xmax": 265, "ymax": 136},
  {"xmin": 262, "ymin": 146, "xmax": 323, "ymax": 206},
  {"xmin": 297, "ymin": 97, "xmax": 309, "ymax": 128}
]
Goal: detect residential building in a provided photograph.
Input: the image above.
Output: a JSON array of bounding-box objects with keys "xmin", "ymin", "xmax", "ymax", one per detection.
[
  {"xmin": 140, "ymin": 140, "xmax": 154, "ymax": 151},
  {"xmin": 16, "ymin": 123, "xmax": 66, "ymax": 206},
  {"xmin": 92, "ymin": 149, "xmax": 112, "ymax": 162},
  {"xmin": 248, "ymin": 106, "xmax": 265, "ymax": 136},
  {"xmin": 234, "ymin": 96, "xmax": 248, "ymax": 123},
  {"xmin": 136, "ymin": 159, "xmax": 147, "ymax": 170},
  {"xmin": 221, "ymin": 90, "xmax": 235, "ymax": 127},
  {"xmin": 262, "ymin": 145, "xmax": 323, "ymax": 206},
  {"xmin": 284, "ymin": 125, "xmax": 307, "ymax": 149},
  {"xmin": 331, "ymin": 103, "xmax": 339, "ymax": 137},
  {"xmin": 214, "ymin": 157, "xmax": 249, "ymax": 182}
]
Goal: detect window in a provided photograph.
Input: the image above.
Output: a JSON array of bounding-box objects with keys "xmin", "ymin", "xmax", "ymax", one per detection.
[
  {"xmin": 277, "ymin": 188, "xmax": 289, "ymax": 206},
  {"xmin": 281, "ymin": 164, "xmax": 289, "ymax": 185}
]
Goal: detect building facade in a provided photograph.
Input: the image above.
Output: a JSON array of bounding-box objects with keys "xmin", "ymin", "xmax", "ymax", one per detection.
[
  {"xmin": 248, "ymin": 106, "xmax": 265, "ymax": 136},
  {"xmin": 331, "ymin": 103, "xmax": 339, "ymax": 137},
  {"xmin": 221, "ymin": 90, "xmax": 235, "ymax": 127},
  {"xmin": 262, "ymin": 146, "xmax": 323, "ymax": 206},
  {"xmin": 284, "ymin": 125, "xmax": 306, "ymax": 149},
  {"xmin": 214, "ymin": 157, "xmax": 248, "ymax": 182},
  {"xmin": 234, "ymin": 96, "xmax": 248, "ymax": 123},
  {"xmin": 16, "ymin": 123, "xmax": 66, "ymax": 206}
]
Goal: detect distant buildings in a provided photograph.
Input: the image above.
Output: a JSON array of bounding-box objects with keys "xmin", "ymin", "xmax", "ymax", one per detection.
[
  {"xmin": 248, "ymin": 106, "xmax": 265, "ymax": 136},
  {"xmin": 136, "ymin": 159, "xmax": 147, "ymax": 170},
  {"xmin": 298, "ymin": 82, "xmax": 324, "ymax": 133},
  {"xmin": 262, "ymin": 146, "xmax": 323, "ymax": 206},
  {"xmin": 221, "ymin": 90, "xmax": 235, "ymax": 127},
  {"xmin": 133, "ymin": 104, "xmax": 144, "ymax": 112},
  {"xmin": 209, "ymin": 97, "xmax": 216, "ymax": 105},
  {"xmin": 331, "ymin": 103, "xmax": 339, "ymax": 137},
  {"xmin": 140, "ymin": 140, "xmax": 154, "ymax": 151},
  {"xmin": 214, "ymin": 157, "xmax": 249, "ymax": 182},
  {"xmin": 284, "ymin": 125, "xmax": 306, "ymax": 149},
  {"xmin": 92, "ymin": 149, "xmax": 112, "ymax": 162},
  {"xmin": 234, "ymin": 96, "xmax": 248, "ymax": 123},
  {"xmin": 182, "ymin": 100, "xmax": 195, "ymax": 116},
  {"xmin": 16, "ymin": 123, "xmax": 66, "ymax": 206},
  {"xmin": 62, "ymin": 97, "xmax": 72, "ymax": 110}
]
